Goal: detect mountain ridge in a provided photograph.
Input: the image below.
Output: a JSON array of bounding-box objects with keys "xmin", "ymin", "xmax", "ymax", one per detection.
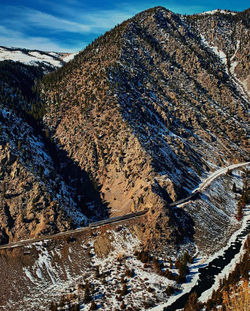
[
  {"xmin": 0, "ymin": 6, "xmax": 249, "ymax": 311},
  {"xmin": 0, "ymin": 6, "xmax": 248, "ymax": 248},
  {"xmin": 40, "ymin": 6, "xmax": 248, "ymax": 249},
  {"xmin": 0, "ymin": 46, "xmax": 77, "ymax": 69}
]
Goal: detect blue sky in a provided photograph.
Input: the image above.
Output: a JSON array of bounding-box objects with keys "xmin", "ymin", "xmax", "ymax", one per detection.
[{"xmin": 0, "ymin": 1, "xmax": 249, "ymax": 52}]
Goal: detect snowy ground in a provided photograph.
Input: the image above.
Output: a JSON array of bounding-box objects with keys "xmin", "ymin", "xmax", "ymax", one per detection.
[
  {"xmin": 0, "ymin": 164, "xmax": 248, "ymax": 311},
  {"xmin": 150, "ymin": 207, "xmax": 250, "ymax": 310},
  {"xmin": 0, "ymin": 46, "xmax": 77, "ymax": 67},
  {"xmin": 198, "ymin": 9, "xmax": 237, "ymax": 16},
  {"xmin": 198, "ymin": 207, "xmax": 250, "ymax": 303},
  {"xmin": 38, "ymin": 226, "xmax": 205, "ymax": 311}
]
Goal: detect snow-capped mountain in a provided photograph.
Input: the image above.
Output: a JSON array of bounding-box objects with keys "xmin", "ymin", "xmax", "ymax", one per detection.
[
  {"xmin": 0, "ymin": 46, "xmax": 77, "ymax": 68},
  {"xmin": 198, "ymin": 9, "xmax": 237, "ymax": 16}
]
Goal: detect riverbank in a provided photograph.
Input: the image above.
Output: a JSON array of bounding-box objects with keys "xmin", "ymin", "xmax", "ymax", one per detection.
[
  {"xmin": 199, "ymin": 207, "xmax": 250, "ymax": 303},
  {"xmin": 150, "ymin": 207, "xmax": 250, "ymax": 311}
]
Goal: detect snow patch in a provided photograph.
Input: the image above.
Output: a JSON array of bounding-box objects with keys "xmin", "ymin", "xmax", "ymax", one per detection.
[
  {"xmin": 63, "ymin": 53, "xmax": 77, "ymax": 62},
  {"xmin": 199, "ymin": 10, "xmax": 237, "ymax": 16},
  {"xmin": 23, "ymin": 268, "xmax": 36, "ymax": 283},
  {"xmin": 0, "ymin": 47, "xmax": 62, "ymax": 67}
]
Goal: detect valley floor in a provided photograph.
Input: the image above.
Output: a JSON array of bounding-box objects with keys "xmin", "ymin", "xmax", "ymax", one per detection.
[{"xmin": 0, "ymin": 163, "xmax": 249, "ymax": 311}]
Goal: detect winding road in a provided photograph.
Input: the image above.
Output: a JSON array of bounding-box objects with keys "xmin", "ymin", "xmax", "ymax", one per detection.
[
  {"xmin": 170, "ymin": 161, "xmax": 249, "ymax": 207},
  {"xmin": 0, "ymin": 161, "xmax": 248, "ymax": 251}
]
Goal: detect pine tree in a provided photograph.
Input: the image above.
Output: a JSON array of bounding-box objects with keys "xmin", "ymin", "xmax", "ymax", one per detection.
[
  {"xmin": 169, "ymin": 257, "xmax": 173, "ymax": 269},
  {"xmin": 232, "ymin": 183, "xmax": 237, "ymax": 193},
  {"xmin": 83, "ymin": 281, "xmax": 92, "ymax": 303},
  {"xmin": 121, "ymin": 301, "xmax": 126, "ymax": 309},
  {"xmin": 49, "ymin": 302, "xmax": 58, "ymax": 311},
  {"xmin": 90, "ymin": 302, "xmax": 97, "ymax": 310}
]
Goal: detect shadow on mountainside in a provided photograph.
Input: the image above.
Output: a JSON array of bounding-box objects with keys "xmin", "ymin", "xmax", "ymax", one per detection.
[
  {"xmin": 0, "ymin": 61, "xmax": 111, "ymax": 226},
  {"xmin": 168, "ymin": 206, "xmax": 195, "ymax": 245},
  {"xmin": 47, "ymin": 144, "xmax": 111, "ymax": 222}
]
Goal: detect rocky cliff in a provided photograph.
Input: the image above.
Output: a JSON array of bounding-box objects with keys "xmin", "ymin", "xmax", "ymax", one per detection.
[{"xmin": 0, "ymin": 60, "xmax": 107, "ymax": 244}]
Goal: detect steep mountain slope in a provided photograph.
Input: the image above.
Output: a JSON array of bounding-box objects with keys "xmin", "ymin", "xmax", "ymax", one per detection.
[
  {"xmin": 41, "ymin": 7, "xmax": 248, "ymax": 249},
  {"xmin": 0, "ymin": 107, "xmax": 86, "ymax": 244},
  {"xmin": 0, "ymin": 52, "xmax": 106, "ymax": 244},
  {"xmin": 186, "ymin": 8, "xmax": 250, "ymax": 96}
]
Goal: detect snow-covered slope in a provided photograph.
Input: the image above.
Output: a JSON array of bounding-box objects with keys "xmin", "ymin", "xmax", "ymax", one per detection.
[
  {"xmin": 62, "ymin": 53, "xmax": 77, "ymax": 62},
  {"xmin": 0, "ymin": 46, "xmax": 77, "ymax": 68},
  {"xmin": 198, "ymin": 9, "xmax": 237, "ymax": 16},
  {"xmin": 0, "ymin": 165, "xmax": 248, "ymax": 311},
  {"xmin": 187, "ymin": 8, "xmax": 250, "ymax": 98}
]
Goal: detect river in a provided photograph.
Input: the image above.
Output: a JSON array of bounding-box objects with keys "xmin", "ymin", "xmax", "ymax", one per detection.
[{"xmin": 163, "ymin": 219, "xmax": 250, "ymax": 311}]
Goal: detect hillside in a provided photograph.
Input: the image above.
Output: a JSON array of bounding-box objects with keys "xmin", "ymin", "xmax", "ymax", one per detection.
[
  {"xmin": 186, "ymin": 8, "xmax": 250, "ymax": 97},
  {"xmin": 0, "ymin": 5, "xmax": 249, "ymax": 311},
  {"xmin": 0, "ymin": 50, "xmax": 107, "ymax": 244},
  {"xmin": 0, "ymin": 46, "xmax": 76, "ymax": 69},
  {"xmin": 41, "ymin": 6, "xmax": 249, "ymax": 250},
  {"xmin": 0, "ymin": 165, "xmax": 248, "ymax": 311}
]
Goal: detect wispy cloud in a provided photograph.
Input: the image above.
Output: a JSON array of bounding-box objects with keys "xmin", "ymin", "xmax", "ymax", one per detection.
[
  {"xmin": 4, "ymin": 5, "xmax": 133, "ymax": 34},
  {"xmin": 6, "ymin": 7, "xmax": 92, "ymax": 33},
  {"xmin": 0, "ymin": 0, "xmax": 237, "ymax": 52},
  {"xmin": 0, "ymin": 25, "xmax": 74, "ymax": 52},
  {"xmin": 0, "ymin": 3, "xmax": 135, "ymax": 51}
]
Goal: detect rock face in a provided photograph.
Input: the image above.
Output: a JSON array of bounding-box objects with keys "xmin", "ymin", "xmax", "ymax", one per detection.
[
  {"xmin": 0, "ymin": 108, "xmax": 83, "ymax": 243},
  {"xmin": 41, "ymin": 7, "xmax": 248, "ymax": 249}
]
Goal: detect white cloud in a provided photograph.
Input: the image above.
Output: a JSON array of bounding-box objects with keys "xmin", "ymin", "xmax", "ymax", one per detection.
[
  {"xmin": 0, "ymin": 2, "xmax": 207, "ymax": 52},
  {"xmin": 9, "ymin": 7, "xmax": 92, "ymax": 33},
  {"xmin": 0, "ymin": 25, "xmax": 77, "ymax": 52},
  {"xmin": 83, "ymin": 10, "xmax": 132, "ymax": 29},
  {"xmin": 0, "ymin": 36, "xmax": 66, "ymax": 52},
  {"xmin": 2, "ymin": 5, "xmax": 133, "ymax": 35}
]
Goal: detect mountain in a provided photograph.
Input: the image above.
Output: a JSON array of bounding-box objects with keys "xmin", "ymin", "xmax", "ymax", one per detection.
[
  {"xmin": 0, "ymin": 6, "xmax": 249, "ymax": 311},
  {"xmin": 41, "ymin": 6, "xmax": 248, "ymax": 250},
  {"xmin": 0, "ymin": 46, "xmax": 77, "ymax": 69},
  {"xmin": 186, "ymin": 8, "xmax": 250, "ymax": 97},
  {"xmin": 197, "ymin": 9, "xmax": 237, "ymax": 16},
  {"xmin": 0, "ymin": 48, "xmax": 107, "ymax": 244},
  {"xmin": 0, "ymin": 6, "xmax": 248, "ymax": 248}
]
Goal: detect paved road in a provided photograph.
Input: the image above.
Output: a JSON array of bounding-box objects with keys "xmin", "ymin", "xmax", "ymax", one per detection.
[
  {"xmin": 0, "ymin": 162, "xmax": 248, "ymax": 250},
  {"xmin": 197, "ymin": 162, "xmax": 249, "ymax": 191},
  {"xmin": 170, "ymin": 162, "xmax": 249, "ymax": 207}
]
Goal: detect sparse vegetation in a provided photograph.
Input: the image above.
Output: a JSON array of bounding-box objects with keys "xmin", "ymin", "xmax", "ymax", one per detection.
[{"xmin": 0, "ymin": 5, "xmax": 249, "ymax": 311}]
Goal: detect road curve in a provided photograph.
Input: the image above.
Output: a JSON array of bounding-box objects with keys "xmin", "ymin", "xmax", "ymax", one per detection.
[
  {"xmin": 170, "ymin": 161, "xmax": 249, "ymax": 207},
  {"xmin": 0, "ymin": 162, "xmax": 248, "ymax": 250},
  {"xmin": 198, "ymin": 162, "xmax": 249, "ymax": 191}
]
